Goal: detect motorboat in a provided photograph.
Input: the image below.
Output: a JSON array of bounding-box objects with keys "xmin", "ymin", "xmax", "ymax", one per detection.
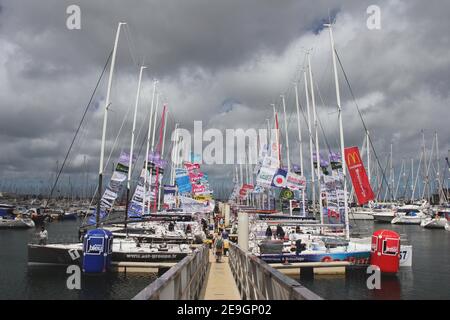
[
  {"xmin": 391, "ymin": 205, "xmax": 427, "ymax": 225},
  {"xmin": 0, "ymin": 215, "xmax": 35, "ymax": 228},
  {"xmin": 421, "ymin": 208, "xmax": 450, "ymax": 229},
  {"xmin": 372, "ymin": 208, "xmax": 396, "ymax": 223}
]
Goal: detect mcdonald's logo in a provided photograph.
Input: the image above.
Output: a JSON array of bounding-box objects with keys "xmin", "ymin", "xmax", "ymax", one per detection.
[{"xmin": 346, "ymin": 150, "xmax": 361, "ymax": 166}]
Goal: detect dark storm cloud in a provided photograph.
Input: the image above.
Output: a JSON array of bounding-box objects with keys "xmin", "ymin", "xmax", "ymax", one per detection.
[{"xmin": 0, "ymin": 0, "xmax": 449, "ymax": 194}]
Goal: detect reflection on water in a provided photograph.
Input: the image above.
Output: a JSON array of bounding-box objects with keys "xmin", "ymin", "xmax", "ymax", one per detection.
[
  {"xmin": 0, "ymin": 219, "xmax": 156, "ymax": 300},
  {"xmin": 299, "ymin": 221, "xmax": 450, "ymax": 300}
]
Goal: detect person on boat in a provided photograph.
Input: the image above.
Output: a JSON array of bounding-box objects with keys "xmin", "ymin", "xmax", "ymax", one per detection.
[
  {"xmin": 39, "ymin": 226, "xmax": 48, "ymax": 245},
  {"xmin": 265, "ymin": 226, "xmax": 273, "ymax": 239},
  {"xmin": 295, "ymin": 226, "xmax": 301, "ymax": 234},
  {"xmin": 276, "ymin": 224, "xmax": 285, "ymax": 240},
  {"xmin": 186, "ymin": 224, "xmax": 192, "ymax": 234},
  {"xmin": 168, "ymin": 221, "xmax": 175, "ymax": 232},
  {"xmin": 214, "ymin": 234, "xmax": 224, "ymax": 262}
]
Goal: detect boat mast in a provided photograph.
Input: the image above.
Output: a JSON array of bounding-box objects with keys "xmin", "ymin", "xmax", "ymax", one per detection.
[
  {"xmin": 170, "ymin": 123, "xmax": 179, "ymax": 186},
  {"xmin": 367, "ymin": 130, "xmax": 371, "ymax": 183},
  {"xmin": 96, "ymin": 22, "xmax": 126, "ymax": 228},
  {"xmin": 281, "ymin": 94, "xmax": 291, "ymax": 172},
  {"xmin": 410, "ymin": 158, "xmax": 414, "ymax": 202},
  {"xmin": 435, "ymin": 132, "xmax": 442, "ymax": 204},
  {"xmin": 294, "ymin": 82, "xmax": 304, "ymax": 175},
  {"xmin": 307, "ymin": 53, "xmax": 323, "ymax": 223},
  {"xmin": 125, "ymin": 65, "xmax": 146, "ymax": 231},
  {"xmin": 157, "ymin": 108, "xmax": 168, "ymax": 210},
  {"xmin": 143, "ymin": 80, "xmax": 157, "ymax": 215},
  {"xmin": 154, "ymin": 104, "xmax": 167, "ymax": 212},
  {"xmin": 148, "ymin": 93, "xmax": 160, "ymax": 214},
  {"xmin": 325, "ymin": 23, "xmax": 350, "ymax": 239},
  {"xmin": 304, "ymin": 68, "xmax": 316, "ymax": 215}
]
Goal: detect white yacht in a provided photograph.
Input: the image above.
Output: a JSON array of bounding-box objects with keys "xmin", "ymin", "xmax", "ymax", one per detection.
[
  {"xmin": 391, "ymin": 204, "xmax": 427, "ymax": 225},
  {"xmin": 421, "ymin": 208, "xmax": 450, "ymax": 229}
]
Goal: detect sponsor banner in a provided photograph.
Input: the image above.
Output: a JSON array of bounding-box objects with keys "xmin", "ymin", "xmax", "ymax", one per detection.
[
  {"xmin": 192, "ymin": 184, "xmax": 206, "ymax": 194},
  {"xmin": 252, "ymin": 185, "xmax": 265, "ymax": 194},
  {"xmin": 321, "ymin": 175, "xmax": 346, "ymax": 225},
  {"xmin": 344, "ymin": 146, "xmax": 374, "ymax": 205},
  {"xmin": 256, "ymin": 166, "xmax": 277, "ymax": 187},
  {"xmin": 164, "ymin": 186, "xmax": 177, "ymax": 207},
  {"xmin": 194, "ymin": 194, "xmax": 213, "ymax": 202},
  {"xmin": 271, "ymin": 168, "xmax": 288, "ymax": 188},
  {"xmin": 329, "ymin": 151, "xmax": 342, "ymax": 170},
  {"xmin": 90, "ymin": 152, "xmax": 131, "ymax": 224},
  {"xmin": 285, "ymin": 172, "xmax": 306, "ymax": 190},
  {"xmin": 184, "ymin": 162, "xmax": 200, "ymax": 171}
]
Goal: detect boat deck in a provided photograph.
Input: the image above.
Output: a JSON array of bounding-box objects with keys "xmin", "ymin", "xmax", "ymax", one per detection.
[{"xmin": 201, "ymin": 250, "xmax": 240, "ymax": 300}]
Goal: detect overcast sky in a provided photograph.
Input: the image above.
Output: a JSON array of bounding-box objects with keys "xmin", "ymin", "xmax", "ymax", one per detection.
[{"xmin": 0, "ymin": 0, "xmax": 449, "ymax": 196}]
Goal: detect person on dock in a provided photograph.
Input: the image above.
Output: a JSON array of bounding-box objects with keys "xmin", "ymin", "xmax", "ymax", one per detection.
[
  {"xmin": 39, "ymin": 226, "xmax": 48, "ymax": 245},
  {"xmin": 214, "ymin": 234, "xmax": 224, "ymax": 262},
  {"xmin": 276, "ymin": 224, "xmax": 285, "ymax": 240},
  {"xmin": 265, "ymin": 226, "xmax": 273, "ymax": 239}
]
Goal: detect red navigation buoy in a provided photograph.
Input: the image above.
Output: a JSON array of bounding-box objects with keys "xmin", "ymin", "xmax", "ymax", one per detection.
[{"xmin": 370, "ymin": 229, "xmax": 400, "ymax": 274}]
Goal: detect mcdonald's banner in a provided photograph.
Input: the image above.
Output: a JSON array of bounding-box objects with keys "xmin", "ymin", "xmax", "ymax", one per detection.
[{"xmin": 344, "ymin": 146, "xmax": 374, "ymax": 205}]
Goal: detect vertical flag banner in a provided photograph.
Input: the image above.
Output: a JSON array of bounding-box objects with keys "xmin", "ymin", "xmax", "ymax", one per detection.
[
  {"xmin": 90, "ymin": 152, "xmax": 131, "ymax": 224},
  {"xmin": 344, "ymin": 146, "xmax": 375, "ymax": 205}
]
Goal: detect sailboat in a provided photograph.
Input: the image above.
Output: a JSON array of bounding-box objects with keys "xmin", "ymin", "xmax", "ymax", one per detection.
[
  {"xmin": 27, "ymin": 23, "xmax": 204, "ymax": 267},
  {"xmin": 244, "ymin": 24, "xmax": 374, "ymax": 265}
]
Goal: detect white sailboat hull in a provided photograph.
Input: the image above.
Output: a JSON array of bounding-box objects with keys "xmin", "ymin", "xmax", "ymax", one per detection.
[{"xmin": 420, "ymin": 217, "xmax": 448, "ymax": 229}]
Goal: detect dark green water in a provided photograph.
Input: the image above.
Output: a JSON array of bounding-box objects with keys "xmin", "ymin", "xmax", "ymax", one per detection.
[
  {"xmin": 0, "ymin": 219, "xmax": 156, "ymax": 300},
  {"xmin": 300, "ymin": 221, "xmax": 450, "ymax": 300}
]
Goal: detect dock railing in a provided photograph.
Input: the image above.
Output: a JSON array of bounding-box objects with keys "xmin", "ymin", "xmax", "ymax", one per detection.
[
  {"xmin": 228, "ymin": 242, "xmax": 323, "ymax": 300},
  {"xmin": 132, "ymin": 244, "xmax": 209, "ymax": 300}
]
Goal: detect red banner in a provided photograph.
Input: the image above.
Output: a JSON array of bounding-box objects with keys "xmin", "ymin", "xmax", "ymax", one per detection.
[{"xmin": 344, "ymin": 146, "xmax": 374, "ymax": 205}]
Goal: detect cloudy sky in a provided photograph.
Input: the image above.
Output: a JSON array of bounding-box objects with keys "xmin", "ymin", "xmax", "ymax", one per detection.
[{"xmin": 0, "ymin": 0, "xmax": 449, "ymax": 196}]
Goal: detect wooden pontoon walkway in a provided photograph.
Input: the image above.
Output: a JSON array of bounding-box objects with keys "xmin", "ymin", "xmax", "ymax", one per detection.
[{"xmin": 200, "ymin": 250, "xmax": 241, "ymax": 300}]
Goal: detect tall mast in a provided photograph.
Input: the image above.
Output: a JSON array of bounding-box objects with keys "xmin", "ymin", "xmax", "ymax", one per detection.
[
  {"xmin": 294, "ymin": 82, "xmax": 304, "ymax": 175},
  {"xmin": 435, "ymin": 132, "xmax": 442, "ymax": 204},
  {"xmin": 125, "ymin": 65, "xmax": 146, "ymax": 231},
  {"xmin": 148, "ymin": 93, "xmax": 160, "ymax": 213},
  {"xmin": 143, "ymin": 80, "xmax": 158, "ymax": 214},
  {"xmin": 281, "ymin": 94, "xmax": 291, "ymax": 172},
  {"xmin": 170, "ymin": 123, "xmax": 179, "ymax": 186},
  {"xmin": 325, "ymin": 23, "xmax": 350, "ymax": 239},
  {"xmin": 307, "ymin": 53, "xmax": 323, "ymax": 223},
  {"xmin": 154, "ymin": 105, "xmax": 167, "ymax": 212},
  {"xmin": 410, "ymin": 158, "xmax": 414, "ymax": 202},
  {"xmin": 157, "ymin": 109, "xmax": 168, "ymax": 210},
  {"xmin": 304, "ymin": 68, "xmax": 316, "ymax": 215},
  {"xmin": 366, "ymin": 130, "xmax": 371, "ymax": 183},
  {"xmin": 96, "ymin": 22, "xmax": 126, "ymax": 228}
]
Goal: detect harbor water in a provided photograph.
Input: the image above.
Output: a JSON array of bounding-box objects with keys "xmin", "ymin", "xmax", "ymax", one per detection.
[
  {"xmin": 300, "ymin": 220, "xmax": 450, "ymax": 300},
  {"xmin": 0, "ymin": 218, "xmax": 449, "ymax": 300},
  {"xmin": 0, "ymin": 219, "xmax": 156, "ymax": 300}
]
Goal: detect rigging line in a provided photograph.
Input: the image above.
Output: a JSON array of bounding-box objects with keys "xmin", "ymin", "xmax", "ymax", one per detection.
[
  {"xmin": 46, "ymin": 48, "xmax": 113, "ymax": 208},
  {"xmin": 124, "ymin": 24, "xmax": 139, "ymax": 68},
  {"xmin": 314, "ymin": 77, "xmax": 340, "ymax": 152},
  {"xmin": 334, "ymin": 49, "xmax": 394, "ymax": 199}
]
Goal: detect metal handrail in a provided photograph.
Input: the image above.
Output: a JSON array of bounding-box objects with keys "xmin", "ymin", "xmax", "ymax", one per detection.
[
  {"xmin": 228, "ymin": 242, "xmax": 323, "ymax": 300},
  {"xmin": 132, "ymin": 244, "xmax": 209, "ymax": 300}
]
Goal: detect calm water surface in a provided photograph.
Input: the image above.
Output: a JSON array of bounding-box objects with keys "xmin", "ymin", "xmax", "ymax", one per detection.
[
  {"xmin": 299, "ymin": 221, "xmax": 450, "ymax": 299},
  {"xmin": 0, "ymin": 219, "xmax": 156, "ymax": 300}
]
